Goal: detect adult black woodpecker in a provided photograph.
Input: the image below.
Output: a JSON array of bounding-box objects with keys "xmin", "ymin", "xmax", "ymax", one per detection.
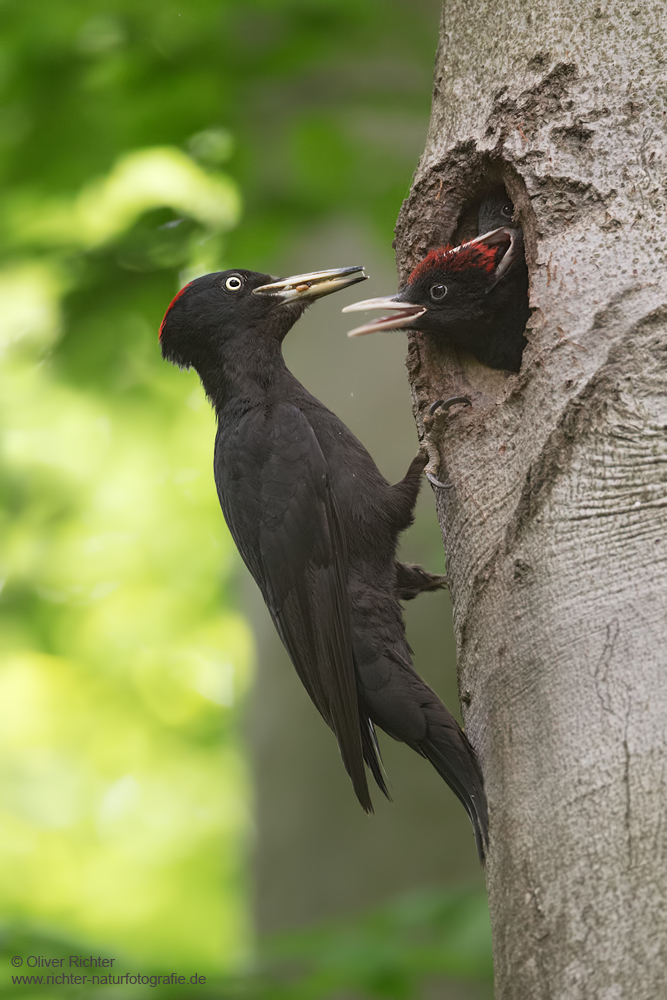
[
  {"xmin": 159, "ymin": 265, "xmax": 489, "ymax": 860},
  {"xmin": 343, "ymin": 192, "xmax": 529, "ymax": 373}
]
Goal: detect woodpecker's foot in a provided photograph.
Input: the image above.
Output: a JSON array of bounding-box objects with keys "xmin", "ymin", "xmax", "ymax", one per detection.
[
  {"xmin": 395, "ymin": 561, "xmax": 448, "ymax": 600},
  {"xmin": 421, "ymin": 396, "xmax": 472, "ymax": 489}
]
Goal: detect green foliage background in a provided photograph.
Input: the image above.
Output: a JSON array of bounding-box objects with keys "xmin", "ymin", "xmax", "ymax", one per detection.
[{"xmin": 0, "ymin": 0, "xmax": 492, "ymax": 995}]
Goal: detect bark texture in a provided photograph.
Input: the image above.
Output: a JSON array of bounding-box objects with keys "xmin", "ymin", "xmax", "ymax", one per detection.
[{"xmin": 394, "ymin": 3, "xmax": 667, "ymax": 997}]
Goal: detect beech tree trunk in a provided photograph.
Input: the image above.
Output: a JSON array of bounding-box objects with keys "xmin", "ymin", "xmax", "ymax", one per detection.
[{"xmin": 394, "ymin": 3, "xmax": 667, "ymax": 997}]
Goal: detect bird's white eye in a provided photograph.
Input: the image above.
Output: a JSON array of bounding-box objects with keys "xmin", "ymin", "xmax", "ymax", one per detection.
[
  {"xmin": 430, "ymin": 283, "xmax": 447, "ymax": 301},
  {"xmin": 501, "ymin": 203, "xmax": 513, "ymax": 218},
  {"xmin": 225, "ymin": 275, "xmax": 243, "ymax": 292}
]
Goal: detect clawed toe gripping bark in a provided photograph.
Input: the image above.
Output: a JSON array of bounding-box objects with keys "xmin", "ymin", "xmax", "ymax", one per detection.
[{"xmin": 421, "ymin": 396, "xmax": 472, "ymax": 489}]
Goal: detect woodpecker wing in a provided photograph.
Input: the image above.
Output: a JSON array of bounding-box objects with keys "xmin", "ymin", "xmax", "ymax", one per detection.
[{"xmin": 214, "ymin": 403, "xmax": 372, "ymax": 811}]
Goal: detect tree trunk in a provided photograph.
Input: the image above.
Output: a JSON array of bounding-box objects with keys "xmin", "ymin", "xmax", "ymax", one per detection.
[{"xmin": 394, "ymin": 2, "xmax": 667, "ymax": 997}]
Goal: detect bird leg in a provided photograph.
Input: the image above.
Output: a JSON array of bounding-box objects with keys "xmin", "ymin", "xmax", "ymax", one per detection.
[
  {"xmin": 421, "ymin": 396, "xmax": 472, "ymax": 489},
  {"xmin": 395, "ymin": 561, "xmax": 448, "ymax": 600},
  {"xmin": 389, "ymin": 449, "xmax": 430, "ymax": 530}
]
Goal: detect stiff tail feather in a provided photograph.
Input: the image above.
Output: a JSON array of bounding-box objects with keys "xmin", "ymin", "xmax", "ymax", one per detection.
[
  {"xmin": 360, "ymin": 716, "xmax": 391, "ymax": 801},
  {"xmin": 420, "ymin": 729, "xmax": 489, "ymax": 863}
]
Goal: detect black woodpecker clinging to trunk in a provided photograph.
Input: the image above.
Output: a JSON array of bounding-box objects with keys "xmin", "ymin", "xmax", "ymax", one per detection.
[{"xmin": 159, "ymin": 265, "xmax": 489, "ymax": 861}]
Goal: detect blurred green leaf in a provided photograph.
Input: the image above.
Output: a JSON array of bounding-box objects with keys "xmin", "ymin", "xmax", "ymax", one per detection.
[
  {"xmin": 0, "ymin": 887, "xmax": 492, "ymax": 999},
  {"xmin": 0, "ymin": 109, "xmax": 250, "ymax": 972},
  {"xmin": 255, "ymin": 886, "xmax": 492, "ymax": 999}
]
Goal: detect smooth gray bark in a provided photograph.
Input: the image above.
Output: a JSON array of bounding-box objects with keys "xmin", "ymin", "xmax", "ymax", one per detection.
[{"xmin": 394, "ymin": 2, "xmax": 667, "ymax": 997}]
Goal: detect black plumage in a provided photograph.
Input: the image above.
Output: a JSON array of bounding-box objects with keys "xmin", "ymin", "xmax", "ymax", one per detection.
[
  {"xmin": 344, "ymin": 190, "xmax": 529, "ymax": 372},
  {"xmin": 159, "ymin": 265, "xmax": 488, "ymax": 860},
  {"xmin": 476, "ymin": 188, "xmax": 530, "ymax": 370}
]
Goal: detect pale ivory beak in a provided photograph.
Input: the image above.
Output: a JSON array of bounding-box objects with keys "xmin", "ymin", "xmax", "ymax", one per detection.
[
  {"xmin": 342, "ymin": 298, "xmax": 427, "ymax": 337},
  {"xmin": 470, "ymin": 226, "xmax": 517, "ymax": 287},
  {"xmin": 253, "ymin": 266, "xmax": 367, "ymax": 302}
]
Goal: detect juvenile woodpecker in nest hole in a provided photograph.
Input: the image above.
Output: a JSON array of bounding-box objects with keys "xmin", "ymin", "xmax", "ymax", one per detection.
[{"xmin": 344, "ymin": 190, "xmax": 529, "ymax": 372}]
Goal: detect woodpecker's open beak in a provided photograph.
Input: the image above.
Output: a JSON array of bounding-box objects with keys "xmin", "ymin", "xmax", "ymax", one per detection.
[
  {"xmin": 342, "ymin": 297, "xmax": 427, "ymax": 337},
  {"xmin": 472, "ymin": 226, "xmax": 517, "ymax": 287},
  {"xmin": 253, "ymin": 266, "xmax": 367, "ymax": 302},
  {"xmin": 343, "ymin": 227, "xmax": 518, "ymax": 336}
]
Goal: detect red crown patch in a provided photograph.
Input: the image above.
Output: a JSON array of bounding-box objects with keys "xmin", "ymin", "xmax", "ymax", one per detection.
[
  {"xmin": 408, "ymin": 242, "xmax": 498, "ymax": 284},
  {"xmin": 159, "ymin": 282, "xmax": 192, "ymax": 340}
]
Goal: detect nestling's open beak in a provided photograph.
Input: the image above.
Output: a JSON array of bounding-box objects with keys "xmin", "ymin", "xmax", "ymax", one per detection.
[
  {"xmin": 471, "ymin": 226, "xmax": 517, "ymax": 287},
  {"xmin": 342, "ymin": 226, "xmax": 518, "ymax": 337},
  {"xmin": 342, "ymin": 298, "xmax": 427, "ymax": 337},
  {"xmin": 253, "ymin": 266, "xmax": 367, "ymax": 302}
]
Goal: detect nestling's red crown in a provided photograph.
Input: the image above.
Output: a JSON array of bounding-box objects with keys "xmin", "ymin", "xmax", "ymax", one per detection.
[{"xmin": 408, "ymin": 243, "xmax": 498, "ymax": 284}]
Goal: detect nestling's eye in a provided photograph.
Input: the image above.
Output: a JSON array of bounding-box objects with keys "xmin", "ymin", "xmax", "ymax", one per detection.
[
  {"xmin": 225, "ymin": 275, "xmax": 243, "ymax": 292},
  {"xmin": 430, "ymin": 284, "xmax": 448, "ymax": 301},
  {"xmin": 501, "ymin": 203, "xmax": 513, "ymax": 218}
]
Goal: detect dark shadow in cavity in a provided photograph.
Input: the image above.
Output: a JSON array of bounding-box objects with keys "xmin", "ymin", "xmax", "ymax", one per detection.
[{"xmin": 447, "ymin": 169, "xmax": 531, "ymax": 374}]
